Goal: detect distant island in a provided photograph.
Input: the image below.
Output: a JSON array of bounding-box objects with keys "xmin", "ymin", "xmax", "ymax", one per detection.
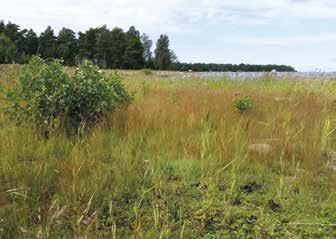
[{"xmin": 170, "ymin": 63, "xmax": 296, "ymax": 72}]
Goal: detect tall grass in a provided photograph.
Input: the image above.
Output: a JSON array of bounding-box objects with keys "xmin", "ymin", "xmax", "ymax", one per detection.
[{"xmin": 0, "ymin": 66, "xmax": 336, "ymax": 238}]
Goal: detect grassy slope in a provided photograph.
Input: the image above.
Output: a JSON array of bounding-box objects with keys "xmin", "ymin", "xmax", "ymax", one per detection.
[{"xmin": 0, "ymin": 65, "xmax": 336, "ymax": 238}]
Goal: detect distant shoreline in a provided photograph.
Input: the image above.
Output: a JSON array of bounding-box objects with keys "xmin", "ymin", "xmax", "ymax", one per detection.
[{"xmin": 156, "ymin": 71, "xmax": 336, "ymax": 80}]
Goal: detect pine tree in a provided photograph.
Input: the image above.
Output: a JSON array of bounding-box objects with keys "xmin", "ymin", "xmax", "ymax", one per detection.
[
  {"xmin": 109, "ymin": 27, "xmax": 126, "ymax": 69},
  {"xmin": 123, "ymin": 26, "xmax": 144, "ymax": 69},
  {"xmin": 0, "ymin": 21, "xmax": 4, "ymax": 33},
  {"xmin": 25, "ymin": 29, "xmax": 39, "ymax": 56},
  {"xmin": 96, "ymin": 25, "xmax": 112, "ymax": 68},
  {"xmin": 38, "ymin": 26, "xmax": 57, "ymax": 59},
  {"xmin": 57, "ymin": 27, "xmax": 78, "ymax": 65},
  {"xmin": 77, "ymin": 31, "xmax": 88, "ymax": 62}
]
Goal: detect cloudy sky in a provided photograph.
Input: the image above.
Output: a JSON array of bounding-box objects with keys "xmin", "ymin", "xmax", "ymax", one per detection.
[{"xmin": 1, "ymin": 0, "xmax": 336, "ymax": 71}]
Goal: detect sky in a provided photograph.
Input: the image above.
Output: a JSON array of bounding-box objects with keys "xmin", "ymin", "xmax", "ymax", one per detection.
[{"xmin": 1, "ymin": 0, "xmax": 336, "ymax": 71}]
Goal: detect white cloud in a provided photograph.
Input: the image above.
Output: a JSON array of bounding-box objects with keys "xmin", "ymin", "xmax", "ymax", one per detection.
[
  {"xmin": 1, "ymin": 0, "xmax": 336, "ymax": 71},
  {"xmin": 1, "ymin": 0, "xmax": 336, "ymax": 34}
]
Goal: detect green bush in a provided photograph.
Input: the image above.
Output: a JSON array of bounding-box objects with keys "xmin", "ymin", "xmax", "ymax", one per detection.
[
  {"xmin": 5, "ymin": 56, "xmax": 131, "ymax": 137},
  {"xmin": 233, "ymin": 96, "xmax": 253, "ymax": 113},
  {"xmin": 143, "ymin": 68, "xmax": 153, "ymax": 75},
  {"xmin": 67, "ymin": 60, "xmax": 131, "ymax": 130}
]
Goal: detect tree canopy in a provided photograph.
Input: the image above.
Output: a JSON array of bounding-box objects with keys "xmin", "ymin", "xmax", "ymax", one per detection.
[
  {"xmin": 57, "ymin": 27, "xmax": 77, "ymax": 65},
  {"xmin": 154, "ymin": 34, "xmax": 171, "ymax": 70},
  {"xmin": 0, "ymin": 20, "xmax": 296, "ymax": 72}
]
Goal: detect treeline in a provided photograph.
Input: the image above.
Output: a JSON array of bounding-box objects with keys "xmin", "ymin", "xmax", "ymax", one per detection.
[
  {"xmin": 171, "ymin": 63, "xmax": 296, "ymax": 72},
  {"xmin": 0, "ymin": 20, "xmax": 175, "ymax": 70},
  {"xmin": 0, "ymin": 20, "xmax": 296, "ymax": 72}
]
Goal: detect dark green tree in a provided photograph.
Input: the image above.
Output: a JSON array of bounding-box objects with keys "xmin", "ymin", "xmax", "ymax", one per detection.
[
  {"xmin": 24, "ymin": 29, "xmax": 39, "ymax": 55},
  {"xmin": 57, "ymin": 27, "xmax": 78, "ymax": 65},
  {"xmin": 141, "ymin": 33, "xmax": 153, "ymax": 68},
  {"xmin": 109, "ymin": 27, "xmax": 126, "ymax": 68},
  {"xmin": 123, "ymin": 26, "xmax": 144, "ymax": 69},
  {"xmin": 154, "ymin": 34, "xmax": 172, "ymax": 70},
  {"xmin": 78, "ymin": 28, "xmax": 98, "ymax": 62},
  {"xmin": 15, "ymin": 29, "xmax": 31, "ymax": 63},
  {"xmin": 38, "ymin": 26, "xmax": 57, "ymax": 59},
  {"xmin": 96, "ymin": 25, "xmax": 112, "ymax": 68},
  {"xmin": 3, "ymin": 22, "xmax": 21, "ymax": 43},
  {"xmin": 3, "ymin": 22, "xmax": 26, "ymax": 62},
  {"xmin": 0, "ymin": 20, "xmax": 4, "ymax": 33},
  {"xmin": 0, "ymin": 33, "xmax": 17, "ymax": 63},
  {"xmin": 77, "ymin": 31, "xmax": 88, "ymax": 62},
  {"xmin": 169, "ymin": 50, "xmax": 178, "ymax": 63}
]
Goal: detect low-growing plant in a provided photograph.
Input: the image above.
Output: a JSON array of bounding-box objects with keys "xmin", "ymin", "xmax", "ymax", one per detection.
[
  {"xmin": 233, "ymin": 96, "xmax": 253, "ymax": 113},
  {"xmin": 4, "ymin": 56, "xmax": 131, "ymax": 137},
  {"xmin": 143, "ymin": 68, "xmax": 153, "ymax": 75}
]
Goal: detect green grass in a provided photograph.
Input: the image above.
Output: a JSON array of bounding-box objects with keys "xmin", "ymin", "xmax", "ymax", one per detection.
[{"xmin": 0, "ymin": 65, "xmax": 336, "ymax": 238}]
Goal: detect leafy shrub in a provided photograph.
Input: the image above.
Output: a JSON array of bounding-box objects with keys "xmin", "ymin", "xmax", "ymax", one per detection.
[
  {"xmin": 143, "ymin": 68, "xmax": 153, "ymax": 75},
  {"xmin": 233, "ymin": 96, "xmax": 253, "ymax": 113},
  {"xmin": 5, "ymin": 57, "xmax": 70, "ymax": 136},
  {"xmin": 5, "ymin": 56, "xmax": 131, "ymax": 137},
  {"xmin": 66, "ymin": 60, "xmax": 131, "ymax": 130}
]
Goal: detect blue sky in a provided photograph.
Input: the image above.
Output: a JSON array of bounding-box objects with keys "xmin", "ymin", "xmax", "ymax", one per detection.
[{"xmin": 1, "ymin": 0, "xmax": 336, "ymax": 71}]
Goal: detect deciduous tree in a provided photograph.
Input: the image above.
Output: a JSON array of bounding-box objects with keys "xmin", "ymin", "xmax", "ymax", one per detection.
[
  {"xmin": 154, "ymin": 34, "xmax": 171, "ymax": 70},
  {"xmin": 141, "ymin": 33, "xmax": 153, "ymax": 68},
  {"xmin": 0, "ymin": 33, "xmax": 17, "ymax": 63}
]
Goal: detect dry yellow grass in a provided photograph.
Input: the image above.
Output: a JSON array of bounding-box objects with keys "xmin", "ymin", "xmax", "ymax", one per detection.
[{"xmin": 0, "ymin": 65, "xmax": 336, "ymax": 238}]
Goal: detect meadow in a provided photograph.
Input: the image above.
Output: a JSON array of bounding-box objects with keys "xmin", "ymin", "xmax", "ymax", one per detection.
[{"xmin": 0, "ymin": 65, "xmax": 336, "ymax": 238}]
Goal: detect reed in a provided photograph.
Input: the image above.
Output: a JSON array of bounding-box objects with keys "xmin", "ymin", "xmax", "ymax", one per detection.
[{"xmin": 0, "ymin": 66, "xmax": 335, "ymax": 238}]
